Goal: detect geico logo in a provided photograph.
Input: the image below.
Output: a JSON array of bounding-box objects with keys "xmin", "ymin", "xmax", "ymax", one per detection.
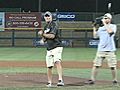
[
  {"xmin": 57, "ymin": 14, "xmax": 75, "ymax": 18},
  {"xmin": 89, "ymin": 40, "xmax": 99, "ymax": 45}
]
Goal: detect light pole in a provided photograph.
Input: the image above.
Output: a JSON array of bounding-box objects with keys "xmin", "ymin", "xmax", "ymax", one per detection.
[
  {"xmin": 108, "ymin": 2, "xmax": 112, "ymax": 13},
  {"xmin": 38, "ymin": 0, "xmax": 42, "ymax": 12},
  {"xmin": 96, "ymin": 0, "xmax": 98, "ymax": 15}
]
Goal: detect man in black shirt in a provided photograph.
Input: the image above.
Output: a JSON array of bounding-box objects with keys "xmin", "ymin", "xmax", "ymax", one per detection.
[{"xmin": 38, "ymin": 11, "xmax": 64, "ymax": 87}]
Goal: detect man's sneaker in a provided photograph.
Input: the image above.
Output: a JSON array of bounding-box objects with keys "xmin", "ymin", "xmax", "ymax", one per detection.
[
  {"xmin": 57, "ymin": 80, "xmax": 64, "ymax": 86},
  {"xmin": 84, "ymin": 80, "xmax": 95, "ymax": 85},
  {"xmin": 112, "ymin": 80, "xmax": 119, "ymax": 86},
  {"xmin": 46, "ymin": 83, "xmax": 52, "ymax": 87}
]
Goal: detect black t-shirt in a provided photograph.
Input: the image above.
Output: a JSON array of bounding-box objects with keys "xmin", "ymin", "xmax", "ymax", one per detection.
[{"xmin": 43, "ymin": 21, "xmax": 63, "ymax": 50}]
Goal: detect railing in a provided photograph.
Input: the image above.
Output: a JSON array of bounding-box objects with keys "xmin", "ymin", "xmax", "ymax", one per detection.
[
  {"xmin": 0, "ymin": 27, "xmax": 119, "ymax": 47},
  {"xmin": 0, "ymin": 28, "xmax": 93, "ymax": 47}
]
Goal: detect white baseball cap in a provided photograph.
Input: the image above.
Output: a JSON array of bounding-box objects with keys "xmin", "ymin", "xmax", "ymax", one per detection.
[
  {"xmin": 103, "ymin": 13, "xmax": 112, "ymax": 19},
  {"xmin": 44, "ymin": 11, "xmax": 52, "ymax": 17}
]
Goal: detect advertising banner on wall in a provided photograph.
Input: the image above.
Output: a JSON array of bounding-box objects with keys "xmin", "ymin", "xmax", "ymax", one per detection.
[
  {"xmin": 0, "ymin": 12, "xmax": 5, "ymax": 31},
  {"xmin": 41, "ymin": 12, "xmax": 94, "ymax": 21},
  {"xmin": 89, "ymin": 39, "xmax": 99, "ymax": 48},
  {"xmin": 5, "ymin": 12, "xmax": 41, "ymax": 28},
  {"xmin": 57, "ymin": 12, "xmax": 76, "ymax": 21}
]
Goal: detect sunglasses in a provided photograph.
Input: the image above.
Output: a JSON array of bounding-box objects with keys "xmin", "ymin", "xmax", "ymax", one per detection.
[
  {"xmin": 104, "ymin": 18, "xmax": 108, "ymax": 19},
  {"xmin": 103, "ymin": 17, "xmax": 110, "ymax": 19},
  {"xmin": 44, "ymin": 14, "xmax": 50, "ymax": 17}
]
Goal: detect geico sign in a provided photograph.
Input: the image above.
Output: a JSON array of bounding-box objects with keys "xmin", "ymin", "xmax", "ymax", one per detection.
[
  {"xmin": 89, "ymin": 40, "xmax": 99, "ymax": 45},
  {"xmin": 57, "ymin": 14, "xmax": 75, "ymax": 19}
]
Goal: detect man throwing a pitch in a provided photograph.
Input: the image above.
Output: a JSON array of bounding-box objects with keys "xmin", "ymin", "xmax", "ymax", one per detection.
[
  {"xmin": 38, "ymin": 11, "xmax": 64, "ymax": 87},
  {"xmin": 85, "ymin": 13, "xmax": 118, "ymax": 85}
]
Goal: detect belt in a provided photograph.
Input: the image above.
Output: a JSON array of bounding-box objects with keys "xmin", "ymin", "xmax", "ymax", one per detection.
[{"xmin": 105, "ymin": 51, "xmax": 110, "ymax": 52}]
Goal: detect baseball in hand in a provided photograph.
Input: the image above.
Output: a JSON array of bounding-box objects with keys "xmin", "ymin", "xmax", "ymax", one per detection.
[
  {"xmin": 39, "ymin": 39, "xmax": 44, "ymax": 45},
  {"xmin": 38, "ymin": 30, "xmax": 43, "ymax": 36}
]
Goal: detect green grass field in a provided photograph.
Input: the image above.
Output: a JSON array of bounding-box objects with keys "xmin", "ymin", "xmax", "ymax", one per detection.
[
  {"xmin": 0, "ymin": 85, "xmax": 120, "ymax": 90},
  {"xmin": 0, "ymin": 47, "xmax": 120, "ymax": 90},
  {"xmin": 0, "ymin": 86, "xmax": 119, "ymax": 90},
  {"xmin": 0, "ymin": 47, "xmax": 120, "ymax": 61}
]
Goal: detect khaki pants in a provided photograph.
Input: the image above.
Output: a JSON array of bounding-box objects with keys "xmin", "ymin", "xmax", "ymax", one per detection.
[
  {"xmin": 93, "ymin": 51, "xmax": 117, "ymax": 67},
  {"xmin": 46, "ymin": 47, "xmax": 63, "ymax": 67}
]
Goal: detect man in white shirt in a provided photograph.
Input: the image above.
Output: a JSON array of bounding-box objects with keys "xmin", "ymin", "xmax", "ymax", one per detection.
[{"xmin": 85, "ymin": 13, "xmax": 118, "ymax": 85}]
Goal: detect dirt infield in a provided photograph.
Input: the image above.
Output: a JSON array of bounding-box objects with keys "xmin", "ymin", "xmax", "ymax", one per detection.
[
  {"xmin": 0, "ymin": 61, "xmax": 119, "ymax": 87},
  {"xmin": 0, "ymin": 73, "xmax": 113, "ymax": 87},
  {"xmin": 0, "ymin": 61, "xmax": 120, "ymax": 68}
]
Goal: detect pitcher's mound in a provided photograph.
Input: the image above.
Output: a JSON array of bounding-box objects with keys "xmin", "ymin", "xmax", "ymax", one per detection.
[{"xmin": 0, "ymin": 73, "xmax": 113, "ymax": 87}]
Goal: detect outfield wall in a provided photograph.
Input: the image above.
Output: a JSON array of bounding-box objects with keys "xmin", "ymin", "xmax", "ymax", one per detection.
[
  {"xmin": 0, "ymin": 21, "xmax": 120, "ymax": 47},
  {"xmin": 0, "ymin": 12, "xmax": 119, "ymax": 47}
]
